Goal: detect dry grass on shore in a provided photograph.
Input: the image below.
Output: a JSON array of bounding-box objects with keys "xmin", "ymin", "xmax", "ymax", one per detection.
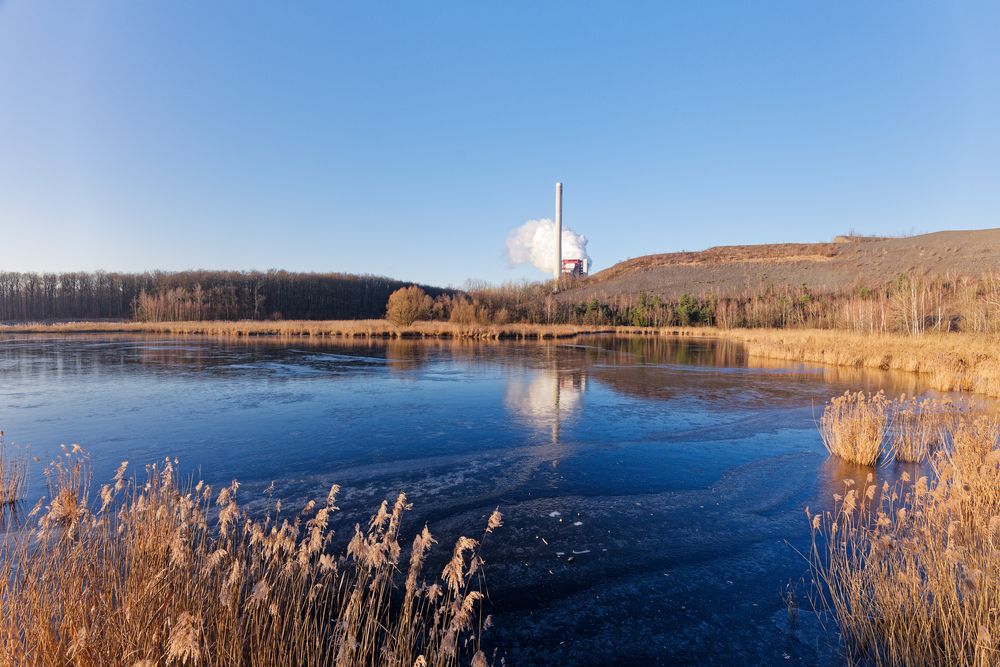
[
  {"xmin": 0, "ymin": 447, "xmax": 500, "ymax": 666},
  {"xmin": 708, "ymin": 328, "xmax": 1000, "ymax": 398},
  {"xmin": 0, "ymin": 319, "xmax": 616, "ymax": 340},
  {"xmin": 808, "ymin": 412, "xmax": 1000, "ymax": 666}
]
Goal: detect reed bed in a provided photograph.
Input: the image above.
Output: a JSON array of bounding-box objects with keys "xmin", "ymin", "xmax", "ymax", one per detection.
[
  {"xmin": 819, "ymin": 391, "xmax": 892, "ymax": 466},
  {"xmin": 0, "ymin": 447, "xmax": 501, "ymax": 666},
  {"xmin": 807, "ymin": 413, "xmax": 1000, "ymax": 666},
  {"xmin": 708, "ymin": 328, "xmax": 1000, "ymax": 398},
  {"xmin": 0, "ymin": 319, "xmax": 616, "ymax": 340},
  {"xmin": 889, "ymin": 395, "xmax": 962, "ymax": 463},
  {"xmin": 818, "ymin": 392, "xmax": 973, "ymax": 465},
  {"xmin": 0, "ymin": 432, "xmax": 26, "ymax": 506}
]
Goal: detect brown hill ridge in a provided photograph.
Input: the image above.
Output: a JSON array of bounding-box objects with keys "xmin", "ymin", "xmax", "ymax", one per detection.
[{"xmin": 559, "ymin": 228, "xmax": 1000, "ymax": 301}]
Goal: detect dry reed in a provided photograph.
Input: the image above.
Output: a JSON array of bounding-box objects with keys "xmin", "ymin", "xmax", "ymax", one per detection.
[
  {"xmin": 819, "ymin": 391, "xmax": 891, "ymax": 466},
  {"xmin": 808, "ymin": 412, "xmax": 1000, "ymax": 666},
  {"xmin": 0, "ymin": 432, "xmax": 26, "ymax": 506},
  {"xmin": 0, "ymin": 448, "xmax": 501, "ymax": 666},
  {"xmin": 819, "ymin": 392, "xmax": 970, "ymax": 465},
  {"xmin": 0, "ymin": 319, "xmax": 616, "ymax": 341},
  {"xmin": 888, "ymin": 395, "xmax": 960, "ymax": 463},
  {"xmin": 706, "ymin": 328, "xmax": 1000, "ymax": 398}
]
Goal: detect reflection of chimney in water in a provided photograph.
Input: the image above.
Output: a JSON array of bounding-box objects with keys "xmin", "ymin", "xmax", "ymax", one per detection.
[
  {"xmin": 503, "ymin": 353, "xmax": 586, "ymax": 469},
  {"xmin": 551, "ymin": 360, "xmax": 560, "ymax": 463}
]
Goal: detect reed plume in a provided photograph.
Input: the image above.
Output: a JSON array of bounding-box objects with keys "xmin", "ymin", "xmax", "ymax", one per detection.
[
  {"xmin": 0, "ymin": 449, "xmax": 500, "ymax": 666},
  {"xmin": 819, "ymin": 391, "xmax": 891, "ymax": 466},
  {"xmin": 0, "ymin": 432, "xmax": 26, "ymax": 506},
  {"xmin": 808, "ymin": 411, "xmax": 1000, "ymax": 666}
]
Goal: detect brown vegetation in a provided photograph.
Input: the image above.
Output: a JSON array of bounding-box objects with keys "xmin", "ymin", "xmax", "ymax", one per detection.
[
  {"xmin": 0, "ymin": 270, "xmax": 447, "ymax": 322},
  {"xmin": 713, "ymin": 328, "xmax": 1000, "ymax": 398},
  {"xmin": 564, "ymin": 228, "xmax": 1000, "ymax": 304},
  {"xmin": 808, "ymin": 412, "xmax": 1000, "ymax": 666},
  {"xmin": 0, "ymin": 433, "xmax": 26, "ymax": 506},
  {"xmin": 817, "ymin": 391, "xmax": 964, "ymax": 465},
  {"xmin": 889, "ymin": 396, "xmax": 959, "ymax": 463},
  {"xmin": 0, "ymin": 447, "xmax": 501, "ymax": 666},
  {"xmin": 0, "ymin": 319, "xmax": 616, "ymax": 340},
  {"xmin": 386, "ymin": 287, "xmax": 433, "ymax": 328},
  {"xmin": 819, "ymin": 392, "xmax": 891, "ymax": 466}
]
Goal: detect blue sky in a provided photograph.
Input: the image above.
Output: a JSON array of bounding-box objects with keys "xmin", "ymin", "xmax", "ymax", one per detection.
[{"xmin": 1, "ymin": 2, "xmax": 998, "ymax": 287}]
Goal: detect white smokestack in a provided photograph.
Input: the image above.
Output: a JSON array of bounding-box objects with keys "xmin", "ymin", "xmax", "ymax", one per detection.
[{"xmin": 554, "ymin": 182, "xmax": 563, "ymax": 280}]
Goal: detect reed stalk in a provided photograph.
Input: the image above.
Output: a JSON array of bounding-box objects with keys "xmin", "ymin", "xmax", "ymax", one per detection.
[
  {"xmin": 0, "ymin": 449, "xmax": 501, "ymax": 666},
  {"xmin": 808, "ymin": 412, "xmax": 1000, "ymax": 666}
]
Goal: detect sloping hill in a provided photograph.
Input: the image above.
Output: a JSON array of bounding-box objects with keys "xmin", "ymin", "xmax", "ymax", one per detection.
[{"xmin": 557, "ymin": 228, "xmax": 1000, "ymax": 302}]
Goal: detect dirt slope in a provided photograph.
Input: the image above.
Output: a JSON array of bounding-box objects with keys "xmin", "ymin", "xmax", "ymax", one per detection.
[{"xmin": 557, "ymin": 228, "xmax": 1000, "ymax": 301}]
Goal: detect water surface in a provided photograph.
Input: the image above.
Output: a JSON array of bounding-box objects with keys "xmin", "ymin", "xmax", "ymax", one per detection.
[{"xmin": 0, "ymin": 334, "xmax": 944, "ymax": 665}]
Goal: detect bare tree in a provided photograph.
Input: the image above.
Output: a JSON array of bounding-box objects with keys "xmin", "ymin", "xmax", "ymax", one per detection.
[{"xmin": 385, "ymin": 286, "xmax": 432, "ymax": 327}]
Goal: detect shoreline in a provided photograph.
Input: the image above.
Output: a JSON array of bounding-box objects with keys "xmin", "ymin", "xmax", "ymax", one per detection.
[
  {"xmin": 0, "ymin": 319, "xmax": 625, "ymax": 340},
  {"xmin": 3, "ymin": 320, "xmax": 999, "ymax": 397}
]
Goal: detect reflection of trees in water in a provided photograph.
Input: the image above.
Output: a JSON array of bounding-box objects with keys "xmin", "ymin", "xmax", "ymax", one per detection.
[
  {"xmin": 5, "ymin": 334, "xmax": 967, "ymax": 412},
  {"xmin": 748, "ymin": 357, "xmax": 928, "ymax": 397},
  {"xmin": 587, "ymin": 335, "xmax": 747, "ymax": 368},
  {"xmin": 384, "ymin": 340, "xmax": 429, "ymax": 372}
]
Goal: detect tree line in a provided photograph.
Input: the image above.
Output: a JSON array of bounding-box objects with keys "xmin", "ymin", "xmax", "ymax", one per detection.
[
  {"xmin": 4, "ymin": 267, "xmax": 998, "ymax": 336},
  {"xmin": 0, "ymin": 271, "xmax": 447, "ymax": 322},
  {"xmin": 411, "ymin": 271, "xmax": 1000, "ymax": 335}
]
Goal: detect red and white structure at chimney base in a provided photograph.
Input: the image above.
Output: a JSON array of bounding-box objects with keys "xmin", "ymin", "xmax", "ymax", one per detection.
[{"xmin": 561, "ymin": 258, "xmax": 588, "ymax": 276}]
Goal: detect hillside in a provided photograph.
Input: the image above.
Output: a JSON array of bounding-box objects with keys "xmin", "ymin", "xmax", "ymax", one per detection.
[{"xmin": 557, "ymin": 228, "xmax": 1000, "ymax": 302}]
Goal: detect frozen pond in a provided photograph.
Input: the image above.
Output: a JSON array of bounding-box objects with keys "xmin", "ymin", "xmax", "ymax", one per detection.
[{"xmin": 0, "ymin": 334, "xmax": 944, "ymax": 665}]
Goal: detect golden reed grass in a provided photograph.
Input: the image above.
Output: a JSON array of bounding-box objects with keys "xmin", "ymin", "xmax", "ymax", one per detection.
[
  {"xmin": 818, "ymin": 392, "xmax": 963, "ymax": 466},
  {"xmin": 808, "ymin": 413, "xmax": 1000, "ymax": 666},
  {"xmin": 819, "ymin": 391, "xmax": 892, "ymax": 466},
  {"xmin": 709, "ymin": 328, "xmax": 1000, "ymax": 398},
  {"xmin": 0, "ymin": 432, "xmax": 26, "ymax": 506},
  {"xmin": 888, "ymin": 395, "xmax": 961, "ymax": 463},
  {"xmin": 0, "ymin": 448, "xmax": 501, "ymax": 666}
]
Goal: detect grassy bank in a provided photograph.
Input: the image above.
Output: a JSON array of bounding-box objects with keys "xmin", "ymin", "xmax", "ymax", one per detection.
[
  {"xmin": 702, "ymin": 328, "xmax": 1000, "ymax": 398},
  {"xmin": 0, "ymin": 447, "xmax": 501, "ymax": 666},
  {"xmin": 0, "ymin": 319, "xmax": 616, "ymax": 340},
  {"xmin": 634, "ymin": 326, "xmax": 1000, "ymax": 398}
]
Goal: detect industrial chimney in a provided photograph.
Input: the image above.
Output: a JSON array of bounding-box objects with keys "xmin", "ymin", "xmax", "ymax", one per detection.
[{"xmin": 554, "ymin": 182, "xmax": 563, "ymax": 280}]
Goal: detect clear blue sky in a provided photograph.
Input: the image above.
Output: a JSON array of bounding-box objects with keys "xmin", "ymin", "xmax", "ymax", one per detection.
[{"xmin": 1, "ymin": 2, "xmax": 998, "ymax": 287}]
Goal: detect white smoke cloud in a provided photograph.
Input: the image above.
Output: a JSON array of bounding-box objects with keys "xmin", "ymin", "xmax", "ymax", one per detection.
[{"xmin": 506, "ymin": 219, "xmax": 592, "ymax": 274}]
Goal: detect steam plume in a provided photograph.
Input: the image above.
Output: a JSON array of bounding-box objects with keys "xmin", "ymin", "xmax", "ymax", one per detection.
[{"xmin": 506, "ymin": 219, "xmax": 592, "ymax": 274}]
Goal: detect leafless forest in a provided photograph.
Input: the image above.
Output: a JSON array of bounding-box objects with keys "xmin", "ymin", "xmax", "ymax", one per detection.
[{"xmin": 0, "ymin": 271, "xmax": 445, "ymax": 322}]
